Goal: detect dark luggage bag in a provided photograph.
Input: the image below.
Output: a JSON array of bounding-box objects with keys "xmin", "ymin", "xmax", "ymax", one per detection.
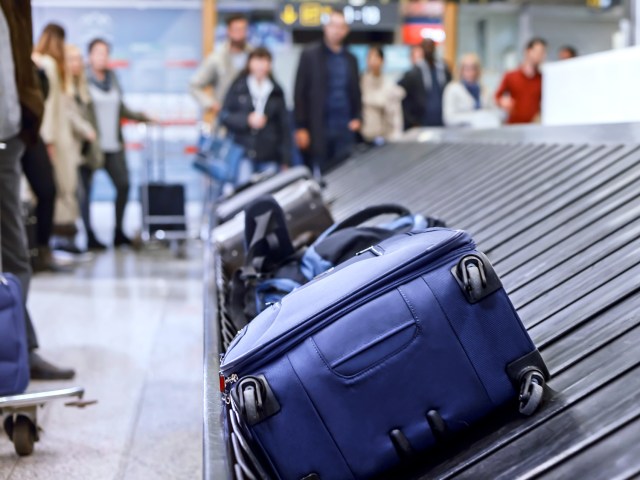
[
  {"xmin": 215, "ymin": 166, "xmax": 313, "ymax": 224},
  {"xmin": 220, "ymin": 228, "xmax": 549, "ymax": 480},
  {"xmin": 213, "ymin": 179, "xmax": 332, "ymax": 278},
  {"xmin": 140, "ymin": 183, "xmax": 187, "ymax": 240},
  {"xmin": 0, "ymin": 208, "xmax": 30, "ymax": 396}
]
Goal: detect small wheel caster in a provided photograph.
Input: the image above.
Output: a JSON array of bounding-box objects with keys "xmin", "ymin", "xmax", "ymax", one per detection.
[
  {"xmin": 12, "ymin": 415, "xmax": 36, "ymax": 456},
  {"xmin": 519, "ymin": 370, "xmax": 545, "ymax": 416},
  {"xmin": 466, "ymin": 264, "xmax": 484, "ymax": 300}
]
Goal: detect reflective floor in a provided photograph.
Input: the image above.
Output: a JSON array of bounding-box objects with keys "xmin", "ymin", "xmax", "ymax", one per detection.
[{"xmin": 0, "ymin": 204, "xmax": 203, "ymax": 479}]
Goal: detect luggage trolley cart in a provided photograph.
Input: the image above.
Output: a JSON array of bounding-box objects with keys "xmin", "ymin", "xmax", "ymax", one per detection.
[
  {"xmin": 139, "ymin": 123, "xmax": 189, "ymax": 253},
  {"xmin": 1, "ymin": 387, "xmax": 95, "ymax": 456}
]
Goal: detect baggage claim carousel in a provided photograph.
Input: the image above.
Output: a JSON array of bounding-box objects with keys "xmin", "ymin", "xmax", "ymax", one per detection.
[{"xmin": 204, "ymin": 123, "xmax": 640, "ymax": 479}]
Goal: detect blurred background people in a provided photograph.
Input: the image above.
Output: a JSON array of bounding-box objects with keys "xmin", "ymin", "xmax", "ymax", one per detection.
[
  {"xmin": 33, "ymin": 23, "xmax": 95, "ymax": 255},
  {"xmin": 190, "ymin": 14, "xmax": 251, "ymax": 117},
  {"xmin": 443, "ymin": 53, "xmax": 502, "ymax": 128},
  {"xmin": 86, "ymin": 38, "xmax": 150, "ymax": 248},
  {"xmin": 0, "ymin": 1, "xmax": 75, "ymax": 379},
  {"xmin": 399, "ymin": 39, "xmax": 452, "ymax": 130},
  {"xmin": 360, "ymin": 45, "xmax": 405, "ymax": 144},
  {"xmin": 410, "ymin": 44, "xmax": 425, "ymax": 66},
  {"xmin": 66, "ymin": 43, "xmax": 104, "ymax": 251},
  {"xmin": 495, "ymin": 38, "xmax": 547, "ymax": 124},
  {"xmin": 294, "ymin": 8, "xmax": 362, "ymax": 178},
  {"xmin": 558, "ymin": 45, "xmax": 578, "ymax": 60},
  {"xmin": 19, "ymin": 64, "xmax": 60, "ymax": 271},
  {"xmin": 220, "ymin": 47, "xmax": 291, "ymax": 184}
]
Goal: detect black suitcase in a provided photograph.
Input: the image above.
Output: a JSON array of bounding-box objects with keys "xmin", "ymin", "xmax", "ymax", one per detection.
[
  {"xmin": 213, "ymin": 178, "xmax": 333, "ymax": 277},
  {"xmin": 215, "ymin": 166, "xmax": 312, "ymax": 224},
  {"xmin": 140, "ymin": 183, "xmax": 187, "ymax": 241},
  {"xmin": 140, "ymin": 125, "xmax": 188, "ymax": 242}
]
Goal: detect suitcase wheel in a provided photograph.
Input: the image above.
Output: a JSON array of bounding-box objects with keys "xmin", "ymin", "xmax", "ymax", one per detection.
[
  {"xmin": 242, "ymin": 383, "xmax": 262, "ymax": 426},
  {"xmin": 4, "ymin": 415, "xmax": 36, "ymax": 456},
  {"xmin": 519, "ymin": 370, "xmax": 545, "ymax": 416}
]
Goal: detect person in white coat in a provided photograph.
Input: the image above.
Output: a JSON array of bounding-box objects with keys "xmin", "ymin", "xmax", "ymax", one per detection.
[{"xmin": 443, "ymin": 54, "xmax": 502, "ymax": 128}]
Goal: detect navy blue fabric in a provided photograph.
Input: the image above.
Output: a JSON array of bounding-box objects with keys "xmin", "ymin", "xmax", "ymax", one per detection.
[
  {"xmin": 0, "ymin": 273, "xmax": 29, "ymax": 396},
  {"xmin": 424, "ymin": 64, "xmax": 444, "ymax": 127},
  {"xmin": 324, "ymin": 46, "xmax": 352, "ymax": 130},
  {"xmin": 463, "ymin": 81, "xmax": 482, "ymax": 109},
  {"xmin": 222, "ymin": 229, "xmax": 542, "ymax": 479}
]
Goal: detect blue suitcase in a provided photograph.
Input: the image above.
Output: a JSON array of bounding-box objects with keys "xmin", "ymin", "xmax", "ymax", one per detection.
[
  {"xmin": 0, "ymin": 273, "xmax": 29, "ymax": 396},
  {"xmin": 220, "ymin": 228, "xmax": 549, "ymax": 479}
]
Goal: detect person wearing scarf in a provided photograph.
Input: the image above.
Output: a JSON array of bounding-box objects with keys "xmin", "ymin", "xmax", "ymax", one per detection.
[
  {"xmin": 220, "ymin": 47, "xmax": 291, "ymax": 186},
  {"xmin": 443, "ymin": 53, "xmax": 502, "ymax": 128}
]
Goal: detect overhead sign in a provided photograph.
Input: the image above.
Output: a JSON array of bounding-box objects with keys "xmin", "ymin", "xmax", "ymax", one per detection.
[
  {"xmin": 279, "ymin": 2, "xmax": 399, "ymax": 31},
  {"xmin": 586, "ymin": 0, "xmax": 621, "ymax": 8}
]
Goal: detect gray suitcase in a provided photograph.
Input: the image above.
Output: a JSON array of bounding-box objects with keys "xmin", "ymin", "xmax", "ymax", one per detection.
[
  {"xmin": 215, "ymin": 166, "xmax": 312, "ymax": 224},
  {"xmin": 213, "ymin": 179, "xmax": 333, "ymax": 277}
]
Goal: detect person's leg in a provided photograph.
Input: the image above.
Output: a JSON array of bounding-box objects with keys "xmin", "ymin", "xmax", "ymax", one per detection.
[
  {"xmin": 104, "ymin": 150, "xmax": 131, "ymax": 245},
  {"xmin": 2, "ymin": 137, "xmax": 75, "ymax": 379},
  {"xmin": 20, "ymin": 137, "xmax": 56, "ymax": 249},
  {"xmin": 326, "ymin": 128, "xmax": 356, "ymax": 172},
  {"xmin": 78, "ymin": 165, "xmax": 106, "ymax": 250},
  {"xmin": 1, "ymin": 137, "xmax": 32, "ymax": 301}
]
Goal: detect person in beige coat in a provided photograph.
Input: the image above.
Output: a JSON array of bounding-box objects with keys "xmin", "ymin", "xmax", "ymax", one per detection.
[
  {"xmin": 360, "ymin": 46, "xmax": 405, "ymax": 144},
  {"xmin": 190, "ymin": 14, "xmax": 251, "ymax": 116},
  {"xmin": 66, "ymin": 43, "xmax": 105, "ymax": 250},
  {"xmin": 33, "ymin": 24, "xmax": 95, "ymax": 251},
  {"xmin": 443, "ymin": 53, "xmax": 503, "ymax": 129}
]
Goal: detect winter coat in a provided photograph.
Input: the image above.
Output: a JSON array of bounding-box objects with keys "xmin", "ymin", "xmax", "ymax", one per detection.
[{"xmin": 221, "ymin": 74, "xmax": 292, "ymax": 166}]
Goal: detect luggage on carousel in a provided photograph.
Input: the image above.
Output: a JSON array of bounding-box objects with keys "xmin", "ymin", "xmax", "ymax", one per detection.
[
  {"xmin": 227, "ymin": 203, "xmax": 443, "ymax": 328},
  {"xmin": 214, "ymin": 166, "xmax": 313, "ymax": 224},
  {"xmin": 220, "ymin": 228, "xmax": 549, "ymax": 480},
  {"xmin": 213, "ymin": 178, "xmax": 332, "ymax": 278},
  {"xmin": 0, "ymin": 208, "xmax": 30, "ymax": 397}
]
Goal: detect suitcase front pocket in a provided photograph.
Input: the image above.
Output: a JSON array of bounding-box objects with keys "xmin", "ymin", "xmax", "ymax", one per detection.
[{"xmin": 312, "ymin": 287, "xmax": 419, "ymax": 378}]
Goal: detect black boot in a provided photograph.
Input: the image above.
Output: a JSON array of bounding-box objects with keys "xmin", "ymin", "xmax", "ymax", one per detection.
[
  {"xmin": 29, "ymin": 352, "xmax": 76, "ymax": 380},
  {"xmin": 87, "ymin": 231, "xmax": 107, "ymax": 251},
  {"xmin": 114, "ymin": 229, "xmax": 133, "ymax": 247}
]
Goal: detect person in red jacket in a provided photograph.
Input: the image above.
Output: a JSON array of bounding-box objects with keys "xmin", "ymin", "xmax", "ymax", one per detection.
[{"xmin": 495, "ymin": 38, "xmax": 547, "ymax": 124}]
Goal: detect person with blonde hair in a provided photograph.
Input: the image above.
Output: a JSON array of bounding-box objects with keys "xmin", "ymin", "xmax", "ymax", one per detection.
[
  {"xmin": 33, "ymin": 24, "xmax": 95, "ymax": 253},
  {"xmin": 443, "ymin": 53, "xmax": 502, "ymax": 128},
  {"xmin": 66, "ymin": 43, "xmax": 105, "ymax": 250}
]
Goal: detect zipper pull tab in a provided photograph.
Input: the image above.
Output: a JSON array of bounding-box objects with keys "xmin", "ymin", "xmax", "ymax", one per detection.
[{"xmin": 356, "ymin": 245, "xmax": 383, "ymax": 257}]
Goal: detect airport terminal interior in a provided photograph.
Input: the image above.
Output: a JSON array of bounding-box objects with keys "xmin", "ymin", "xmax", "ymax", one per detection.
[{"xmin": 1, "ymin": 0, "xmax": 640, "ymax": 479}]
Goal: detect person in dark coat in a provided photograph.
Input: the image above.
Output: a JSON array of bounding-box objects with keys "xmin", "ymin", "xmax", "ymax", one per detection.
[
  {"xmin": 221, "ymin": 47, "xmax": 291, "ymax": 183},
  {"xmin": 398, "ymin": 39, "xmax": 452, "ymax": 130},
  {"xmin": 294, "ymin": 8, "xmax": 362, "ymax": 178}
]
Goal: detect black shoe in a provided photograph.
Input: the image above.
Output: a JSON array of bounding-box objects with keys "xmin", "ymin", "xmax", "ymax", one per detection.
[
  {"xmin": 114, "ymin": 230, "xmax": 133, "ymax": 247},
  {"xmin": 87, "ymin": 234, "xmax": 107, "ymax": 251},
  {"xmin": 54, "ymin": 243, "xmax": 85, "ymax": 255},
  {"xmin": 29, "ymin": 352, "xmax": 76, "ymax": 380}
]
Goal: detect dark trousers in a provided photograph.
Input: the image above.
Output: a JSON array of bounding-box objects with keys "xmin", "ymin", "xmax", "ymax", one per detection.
[
  {"xmin": 307, "ymin": 128, "xmax": 356, "ymax": 177},
  {"xmin": 80, "ymin": 150, "xmax": 130, "ymax": 235},
  {"xmin": 0, "ymin": 136, "xmax": 39, "ymax": 350},
  {"xmin": 21, "ymin": 136, "xmax": 56, "ymax": 247}
]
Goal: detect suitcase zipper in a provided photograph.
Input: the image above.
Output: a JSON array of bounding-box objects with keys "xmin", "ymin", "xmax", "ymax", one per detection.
[{"xmin": 222, "ymin": 231, "xmax": 472, "ymax": 376}]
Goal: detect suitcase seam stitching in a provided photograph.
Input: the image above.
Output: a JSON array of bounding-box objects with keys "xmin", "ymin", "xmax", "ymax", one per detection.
[
  {"xmin": 420, "ymin": 276, "xmax": 496, "ymax": 407},
  {"xmin": 286, "ymin": 354, "xmax": 356, "ymax": 478}
]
